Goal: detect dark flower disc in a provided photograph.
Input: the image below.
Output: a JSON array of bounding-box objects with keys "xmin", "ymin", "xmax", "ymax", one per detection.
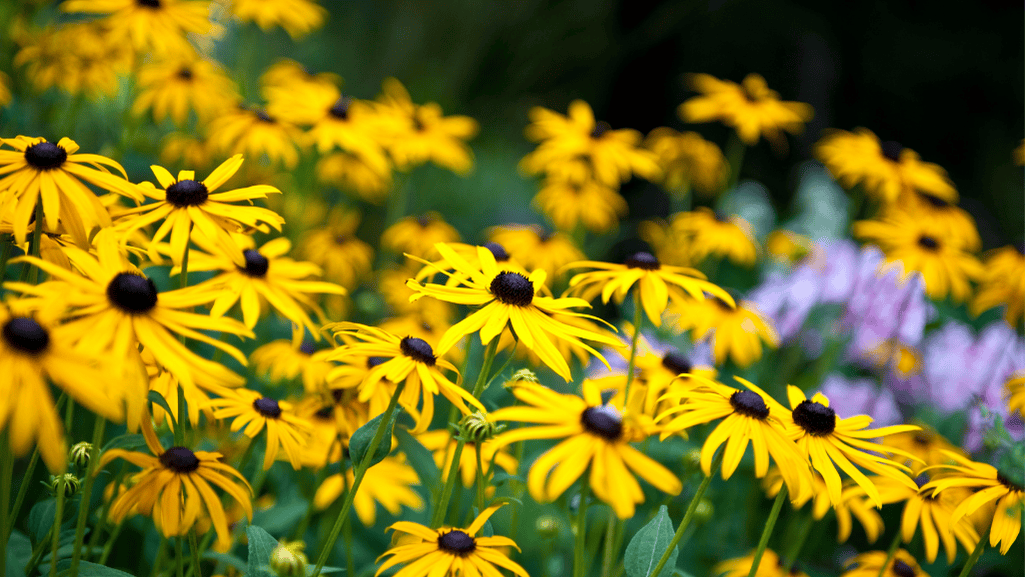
[
  {"xmin": 484, "ymin": 242, "xmax": 510, "ymax": 262},
  {"xmin": 241, "ymin": 249, "xmax": 270, "ymax": 277},
  {"xmin": 253, "ymin": 397, "xmax": 283, "ymax": 418},
  {"xmin": 490, "ymin": 272, "xmax": 534, "ymax": 306},
  {"xmin": 880, "ymin": 141, "xmax": 904, "ymax": 162},
  {"xmin": 107, "ymin": 273, "xmax": 159, "ymax": 314},
  {"xmin": 400, "ymin": 336, "xmax": 437, "ymax": 366},
  {"xmin": 329, "ymin": 96, "xmax": 352, "ymax": 119},
  {"xmin": 164, "ymin": 179, "xmax": 209, "ymax": 207},
  {"xmin": 437, "ymin": 530, "xmax": 476, "ymax": 555},
  {"xmin": 892, "ymin": 560, "xmax": 916, "ymax": 577},
  {"xmin": 24, "ymin": 142, "xmax": 68, "ymax": 170},
  {"xmin": 661, "ymin": 352, "xmax": 692, "ymax": 375},
  {"xmin": 729, "ymin": 390, "xmax": 770, "ymax": 420},
  {"xmin": 160, "ymin": 446, "xmax": 200, "ymax": 473},
  {"xmin": 917, "ymin": 235, "xmax": 939, "ymax": 251},
  {"xmin": 3, "ymin": 317, "xmax": 51, "ymax": 355},
  {"xmin": 299, "ymin": 339, "xmax": 316, "ymax": 355},
  {"xmin": 581, "ymin": 405, "xmax": 624, "ymax": 441},
  {"xmin": 367, "ymin": 356, "xmax": 389, "ymax": 368},
  {"xmin": 918, "ymin": 192, "xmax": 949, "ymax": 208},
  {"xmin": 590, "ymin": 121, "xmax": 611, "ymax": 139},
  {"xmin": 791, "ymin": 400, "xmax": 836, "ymax": 435},
  {"xmin": 624, "ymin": 252, "xmax": 660, "ymax": 270},
  {"xmin": 177, "ymin": 67, "xmax": 193, "ymax": 80}
]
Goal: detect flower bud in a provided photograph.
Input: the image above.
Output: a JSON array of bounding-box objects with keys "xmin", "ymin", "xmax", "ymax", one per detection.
[
  {"xmin": 505, "ymin": 369, "xmax": 538, "ymax": 386},
  {"xmin": 47, "ymin": 474, "xmax": 80, "ymax": 498},
  {"xmin": 682, "ymin": 448, "xmax": 702, "ymax": 470},
  {"xmin": 269, "ymin": 541, "xmax": 308, "ymax": 577},
  {"xmin": 457, "ymin": 411, "xmax": 504, "ymax": 444},
  {"xmin": 693, "ymin": 498, "xmax": 714, "ymax": 525},
  {"xmin": 69, "ymin": 442, "xmax": 93, "ymax": 469},
  {"xmin": 534, "ymin": 515, "xmax": 562, "ymax": 538}
]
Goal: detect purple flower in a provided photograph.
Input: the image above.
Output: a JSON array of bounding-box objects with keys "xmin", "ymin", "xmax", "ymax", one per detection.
[
  {"xmin": 962, "ymin": 322, "xmax": 1025, "ymax": 452},
  {"xmin": 817, "ymin": 373, "xmax": 901, "ymax": 426}
]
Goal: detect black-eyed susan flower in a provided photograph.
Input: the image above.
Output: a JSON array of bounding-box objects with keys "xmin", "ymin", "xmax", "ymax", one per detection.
[
  {"xmin": 672, "ymin": 208, "xmax": 759, "ymax": 266},
  {"xmin": 532, "ymin": 178, "xmax": 627, "ymax": 233},
  {"xmin": 781, "ymin": 385, "xmax": 920, "ymax": 508},
  {"xmin": 185, "ymin": 235, "xmax": 346, "ymax": 333},
  {"xmin": 0, "ymin": 299, "xmax": 123, "ymax": 471},
  {"xmin": 229, "ymin": 0, "xmax": 327, "ymax": 39},
  {"xmin": 142, "ymin": 348, "xmax": 218, "ymax": 428},
  {"xmin": 374, "ymin": 78, "xmax": 479, "ymax": 175},
  {"xmin": 115, "ymin": 154, "xmax": 283, "ymax": 267},
  {"xmin": 679, "ymin": 74, "xmax": 813, "ymax": 152},
  {"xmin": 381, "ymin": 212, "xmax": 461, "ymax": 259},
  {"xmin": 763, "ymin": 467, "xmax": 884, "ymax": 544},
  {"xmin": 492, "ymin": 379, "xmax": 681, "ymax": 518},
  {"xmin": 921, "ymin": 450, "xmax": 1024, "ymax": 555},
  {"xmin": 488, "ymin": 224, "xmax": 584, "ymax": 282},
  {"xmin": 417, "ymin": 429, "xmax": 518, "ymax": 488},
  {"xmin": 313, "ymin": 456, "xmax": 424, "ymax": 526},
  {"xmin": 133, "ymin": 55, "xmax": 240, "ymax": 125},
  {"xmin": 315, "ymin": 151, "xmax": 394, "ymax": 204},
  {"xmin": 892, "ymin": 190, "xmax": 981, "ymax": 251},
  {"xmin": 406, "ymin": 243, "xmax": 623, "ymax": 381},
  {"xmin": 323, "ymin": 323, "xmax": 485, "ymax": 434},
  {"xmin": 159, "ymin": 132, "xmax": 214, "ymax": 170},
  {"xmin": 297, "ymin": 208, "xmax": 374, "ymax": 290},
  {"xmin": 637, "ymin": 218, "xmax": 693, "ymax": 267},
  {"xmin": 853, "ymin": 211, "xmax": 982, "ymax": 303},
  {"xmin": 765, "ymin": 230, "xmax": 813, "ymax": 264},
  {"xmin": 619, "ymin": 331, "xmax": 717, "ymax": 417},
  {"xmin": 713, "ymin": 548, "xmax": 809, "ymax": 577},
  {"xmin": 841, "ymin": 550, "xmax": 930, "ymax": 577},
  {"xmin": 0, "ymin": 136, "xmax": 141, "ymax": 247},
  {"xmin": 12, "ymin": 21, "xmax": 130, "ymax": 99},
  {"xmin": 207, "ymin": 106, "xmax": 303, "ymax": 169},
  {"xmin": 971, "ymin": 244, "xmax": 1025, "ymax": 326},
  {"xmin": 259, "ymin": 58, "xmax": 340, "ymax": 92},
  {"xmin": 645, "ymin": 127, "xmax": 728, "ymax": 196},
  {"xmin": 520, "ymin": 99, "xmax": 660, "ymax": 188},
  {"xmin": 207, "ymin": 389, "xmax": 313, "ymax": 470},
  {"xmin": 97, "ymin": 412, "xmax": 252, "ymax": 551},
  {"xmin": 251, "ymin": 339, "xmax": 334, "ymax": 392},
  {"xmin": 657, "ymin": 376, "xmax": 813, "ymax": 502},
  {"xmin": 62, "ymin": 0, "xmax": 219, "ymax": 57},
  {"xmin": 376, "ymin": 503, "xmax": 528, "ymax": 577},
  {"xmin": 884, "ymin": 426, "xmax": 963, "ymax": 476},
  {"xmin": 1007, "ymin": 373, "xmax": 1025, "ymax": 417},
  {"xmin": 668, "ymin": 296, "xmax": 778, "ymax": 368},
  {"xmin": 566, "ymin": 251, "xmax": 733, "ymax": 328},
  {"xmin": 0, "ymin": 71, "xmax": 11, "ymax": 106}
]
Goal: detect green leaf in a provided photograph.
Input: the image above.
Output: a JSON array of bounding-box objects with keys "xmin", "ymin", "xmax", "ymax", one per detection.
[
  {"xmin": 349, "ymin": 408, "xmax": 400, "ymax": 469},
  {"xmin": 394, "ymin": 427, "xmax": 439, "ymax": 490},
  {"xmin": 6, "ymin": 530, "xmax": 31, "ymax": 577},
  {"xmin": 102, "ymin": 433, "xmax": 146, "ymax": 452},
  {"xmin": 28, "ymin": 498, "xmax": 56, "ymax": 543},
  {"xmin": 56, "ymin": 560, "xmax": 135, "ymax": 577},
  {"xmin": 147, "ymin": 390, "xmax": 176, "ymax": 429},
  {"xmin": 246, "ymin": 525, "xmax": 279, "ymax": 577},
  {"xmin": 624, "ymin": 505, "xmax": 678, "ymax": 577},
  {"xmin": 204, "ymin": 551, "xmax": 248, "ymax": 573}
]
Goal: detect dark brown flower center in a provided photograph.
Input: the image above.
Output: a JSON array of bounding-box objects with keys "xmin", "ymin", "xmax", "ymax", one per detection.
[
  {"xmin": 590, "ymin": 121, "xmax": 611, "ymax": 139},
  {"xmin": 2, "ymin": 317, "xmax": 50, "ymax": 355},
  {"xmin": 437, "ymin": 530, "xmax": 476, "ymax": 555},
  {"xmin": 917, "ymin": 192, "xmax": 948, "ymax": 208},
  {"xmin": 917, "ymin": 235, "xmax": 939, "ymax": 251},
  {"xmin": 415, "ymin": 214, "xmax": 434, "ymax": 227},
  {"xmin": 164, "ymin": 179, "xmax": 209, "ymax": 207},
  {"xmin": 914, "ymin": 474, "xmax": 929, "ymax": 489},
  {"xmin": 624, "ymin": 252, "xmax": 660, "ymax": 270},
  {"xmin": 177, "ymin": 67, "xmax": 193, "ymax": 81},
  {"xmin": 159, "ymin": 447, "xmax": 199, "ymax": 473},
  {"xmin": 661, "ymin": 352, "xmax": 691, "ymax": 375},
  {"xmin": 24, "ymin": 142, "xmax": 68, "ymax": 170},
  {"xmin": 791, "ymin": 400, "xmax": 836, "ymax": 435},
  {"xmin": 1015, "ymin": 242, "xmax": 1025, "ymax": 255},
  {"xmin": 881, "ymin": 141, "xmax": 904, "ymax": 162},
  {"xmin": 714, "ymin": 211, "xmax": 730, "ymax": 223},
  {"xmin": 399, "ymin": 336, "xmax": 436, "ymax": 366},
  {"xmin": 892, "ymin": 560, "xmax": 916, "ymax": 577},
  {"xmin": 484, "ymin": 242, "xmax": 509, "ymax": 262},
  {"xmin": 241, "ymin": 249, "xmax": 270, "ymax": 277},
  {"xmin": 107, "ymin": 273, "xmax": 158, "ymax": 314},
  {"xmin": 490, "ymin": 272, "xmax": 534, "ymax": 306},
  {"xmin": 300, "ymin": 339, "xmax": 316, "ymax": 355},
  {"xmin": 255, "ymin": 109, "xmax": 275, "ymax": 123},
  {"xmin": 729, "ymin": 390, "xmax": 770, "ymax": 420},
  {"xmin": 996, "ymin": 470, "xmax": 1025, "ymax": 492},
  {"xmin": 253, "ymin": 397, "xmax": 282, "ymax": 418},
  {"xmin": 314, "ymin": 406, "xmax": 333, "ymax": 419},
  {"xmin": 581, "ymin": 405, "xmax": 623, "ymax": 441},
  {"xmin": 367, "ymin": 356, "xmax": 389, "ymax": 368},
  {"xmin": 328, "ymin": 96, "xmax": 352, "ymax": 119}
]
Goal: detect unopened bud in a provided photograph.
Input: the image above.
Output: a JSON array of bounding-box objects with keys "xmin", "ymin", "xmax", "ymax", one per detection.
[
  {"xmin": 506, "ymin": 369, "xmax": 538, "ymax": 386},
  {"xmin": 457, "ymin": 411, "xmax": 504, "ymax": 444},
  {"xmin": 269, "ymin": 541, "xmax": 308, "ymax": 577},
  {"xmin": 535, "ymin": 515, "xmax": 562, "ymax": 538},
  {"xmin": 47, "ymin": 474, "xmax": 80, "ymax": 498},
  {"xmin": 69, "ymin": 442, "xmax": 93, "ymax": 469},
  {"xmin": 693, "ymin": 499, "xmax": 714, "ymax": 525},
  {"xmin": 683, "ymin": 448, "xmax": 702, "ymax": 470}
]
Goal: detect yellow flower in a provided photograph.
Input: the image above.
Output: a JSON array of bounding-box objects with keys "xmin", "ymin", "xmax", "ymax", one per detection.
[
  {"xmin": 96, "ymin": 412, "xmax": 252, "ymax": 551},
  {"xmin": 853, "ymin": 211, "xmax": 983, "ymax": 303},
  {"xmin": 520, "ymin": 99, "xmax": 660, "ymax": 188},
  {"xmin": 133, "ymin": 55, "xmax": 239, "ymax": 125},
  {"xmin": 621, "ymin": 330, "xmax": 717, "ymax": 418},
  {"xmin": 417, "ymin": 429, "xmax": 518, "ymax": 488},
  {"xmin": 565, "ymin": 251, "xmax": 733, "ymax": 328},
  {"xmin": 296, "ymin": 208, "xmax": 374, "ymax": 290},
  {"xmin": 0, "ymin": 300, "xmax": 123, "ymax": 471},
  {"xmin": 0, "ymin": 136, "xmax": 141, "ymax": 247},
  {"xmin": 1006, "ymin": 373, "xmax": 1025, "ymax": 417},
  {"xmin": 679, "ymin": 73, "xmax": 813, "ymax": 151},
  {"xmin": 315, "ymin": 151, "xmax": 394, "ymax": 204},
  {"xmin": 207, "ymin": 389, "xmax": 313, "ymax": 470},
  {"xmin": 637, "ymin": 218, "xmax": 693, "ymax": 267},
  {"xmin": 251, "ymin": 339, "xmax": 334, "ymax": 392},
  {"xmin": 672, "ymin": 208, "xmax": 759, "ymax": 266},
  {"xmin": 114, "ymin": 154, "xmax": 283, "ymax": 267},
  {"xmin": 62, "ymin": 0, "xmax": 219, "ymax": 57},
  {"xmin": 713, "ymin": 548, "xmax": 809, "ymax": 577},
  {"xmin": 229, "ymin": 0, "xmax": 327, "ymax": 39},
  {"xmin": 492, "ymin": 380, "xmax": 681, "ymax": 518},
  {"xmin": 883, "ymin": 425, "xmax": 963, "ymax": 475},
  {"xmin": 763, "ymin": 467, "xmax": 884, "ymax": 544},
  {"xmin": 314, "ymin": 456, "xmax": 424, "ymax": 526},
  {"xmin": 765, "ymin": 230, "xmax": 813, "ymax": 264},
  {"xmin": 206, "ymin": 106, "xmax": 303, "ymax": 169},
  {"xmin": 815, "ymin": 128, "xmax": 957, "ymax": 204},
  {"xmin": 406, "ymin": 243, "xmax": 623, "ymax": 381},
  {"xmin": 487, "ymin": 225, "xmax": 584, "ymax": 282},
  {"xmin": 841, "ymin": 550, "xmax": 930, "ymax": 577},
  {"xmin": 259, "ymin": 58, "xmax": 340, "ymax": 93},
  {"xmin": 890, "ymin": 189, "xmax": 981, "ymax": 251},
  {"xmin": 0, "ymin": 70, "xmax": 12, "ymax": 106},
  {"xmin": 971, "ymin": 244, "xmax": 1025, "ymax": 326},
  {"xmin": 160, "ymin": 132, "xmax": 214, "ymax": 170},
  {"xmin": 532, "ymin": 178, "xmax": 627, "ymax": 233},
  {"xmin": 376, "ymin": 503, "xmax": 528, "ymax": 577},
  {"xmin": 12, "ymin": 21, "xmax": 130, "ymax": 99},
  {"xmin": 645, "ymin": 127, "xmax": 728, "ymax": 196},
  {"xmin": 382, "ymin": 212, "xmax": 461, "ymax": 259},
  {"xmin": 668, "ymin": 297, "xmax": 778, "ymax": 368}
]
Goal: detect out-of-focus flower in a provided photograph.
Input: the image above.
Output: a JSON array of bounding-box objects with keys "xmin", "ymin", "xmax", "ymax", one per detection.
[
  {"xmin": 532, "ymin": 178, "xmax": 627, "ymax": 233},
  {"xmin": 315, "ymin": 151, "xmax": 393, "ymax": 203},
  {"xmin": 669, "ymin": 297, "xmax": 778, "ymax": 368},
  {"xmin": 1007, "ymin": 373, "xmax": 1025, "ymax": 418},
  {"xmin": 815, "ymin": 128, "xmax": 956, "ymax": 204},
  {"xmin": 645, "ymin": 127, "xmax": 727, "ymax": 196},
  {"xmin": 206, "ymin": 106, "xmax": 303, "ymax": 169},
  {"xmin": 381, "ymin": 213, "xmax": 461, "ymax": 259},
  {"xmin": 297, "ymin": 208, "xmax": 374, "ymax": 290},
  {"xmin": 763, "ymin": 467, "xmax": 884, "ymax": 544},
  {"xmin": 713, "ymin": 548, "xmax": 810, "ymax": 577},
  {"xmin": 765, "ymin": 230, "xmax": 813, "ymax": 264},
  {"xmin": 250, "ymin": 339, "xmax": 334, "ymax": 392},
  {"xmin": 637, "ymin": 218, "xmax": 692, "ymax": 267},
  {"xmin": 13, "ymin": 21, "xmax": 131, "ymax": 98},
  {"xmin": 817, "ymin": 374, "xmax": 901, "ymax": 427},
  {"xmin": 259, "ymin": 59, "xmax": 340, "ymax": 92},
  {"xmin": 890, "ymin": 190, "xmax": 981, "ymax": 251},
  {"xmin": 133, "ymin": 55, "xmax": 239, "ymax": 125},
  {"xmin": 229, "ymin": 0, "xmax": 327, "ymax": 39},
  {"xmin": 418, "ymin": 429, "xmax": 517, "ymax": 488},
  {"xmin": 314, "ymin": 456, "xmax": 424, "ymax": 526},
  {"xmin": 487, "ymin": 224, "xmax": 584, "ymax": 283},
  {"xmin": 672, "ymin": 208, "xmax": 759, "ymax": 266},
  {"xmin": 971, "ymin": 244, "xmax": 1025, "ymax": 326},
  {"xmin": 160, "ymin": 133, "xmax": 214, "ymax": 169},
  {"xmin": 679, "ymin": 73, "xmax": 813, "ymax": 152},
  {"xmin": 841, "ymin": 550, "xmax": 930, "ymax": 577},
  {"xmin": 62, "ymin": 0, "xmax": 220, "ymax": 57},
  {"xmin": 1014, "ymin": 139, "xmax": 1025, "ymax": 165},
  {"xmin": 0, "ymin": 71, "xmax": 12, "ymax": 106}
]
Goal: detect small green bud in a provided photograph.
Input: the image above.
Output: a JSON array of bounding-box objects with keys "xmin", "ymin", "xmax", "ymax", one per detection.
[
  {"xmin": 269, "ymin": 541, "xmax": 308, "ymax": 577},
  {"xmin": 506, "ymin": 369, "xmax": 539, "ymax": 386},
  {"xmin": 69, "ymin": 442, "xmax": 93, "ymax": 469},
  {"xmin": 682, "ymin": 448, "xmax": 702, "ymax": 470},
  {"xmin": 456, "ymin": 411, "xmax": 504, "ymax": 444},
  {"xmin": 534, "ymin": 515, "xmax": 562, "ymax": 538},
  {"xmin": 693, "ymin": 498, "xmax": 714, "ymax": 525},
  {"xmin": 47, "ymin": 474, "xmax": 80, "ymax": 498}
]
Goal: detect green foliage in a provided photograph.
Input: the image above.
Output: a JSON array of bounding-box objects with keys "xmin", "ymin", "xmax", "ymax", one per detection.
[
  {"xmin": 624, "ymin": 505, "xmax": 678, "ymax": 577},
  {"xmin": 349, "ymin": 409, "xmax": 401, "ymax": 469}
]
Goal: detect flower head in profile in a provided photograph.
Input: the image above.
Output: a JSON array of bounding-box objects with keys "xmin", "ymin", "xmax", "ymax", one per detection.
[
  {"xmin": 407, "ymin": 243, "xmax": 623, "ymax": 381},
  {"xmin": 713, "ymin": 548, "xmax": 809, "ymax": 577},
  {"xmin": 61, "ymin": 0, "xmax": 219, "ymax": 57},
  {"xmin": 679, "ymin": 73, "xmax": 813, "ymax": 152},
  {"xmin": 115, "ymin": 154, "xmax": 283, "ymax": 267},
  {"xmin": 376, "ymin": 503, "xmax": 527, "ymax": 577},
  {"xmin": 207, "ymin": 390, "xmax": 313, "ymax": 470},
  {"xmin": 492, "ymin": 379, "xmax": 681, "ymax": 518},
  {"xmin": 971, "ymin": 244, "xmax": 1025, "ymax": 326},
  {"xmin": 841, "ymin": 550, "xmax": 930, "ymax": 577},
  {"xmin": 230, "ymin": 0, "xmax": 327, "ymax": 39}
]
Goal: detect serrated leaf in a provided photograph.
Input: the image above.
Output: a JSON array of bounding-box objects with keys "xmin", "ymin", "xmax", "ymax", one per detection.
[
  {"xmin": 394, "ymin": 427, "xmax": 439, "ymax": 490},
  {"xmin": 246, "ymin": 525, "xmax": 279, "ymax": 577},
  {"xmin": 349, "ymin": 409, "xmax": 400, "ymax": 469},
  {"xmin": 624, "ymin": 505, "xmax": 678, "ymax": 577}
]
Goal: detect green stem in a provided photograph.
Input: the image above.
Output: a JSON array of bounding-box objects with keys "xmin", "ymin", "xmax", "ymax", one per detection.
[
  {"xmin": 724, "ymin": 133, "xmax": 746, "ymax": 193},
  {"xmin": 875, "ymin": 519, "xmax": 904, "ymax": 577},
  {"xmin": 474, "ymin": 442, "xmax": 486, "ymax": 513},
  {"xmin": 176, "ymin": 536, "xmax": 185, "ymax": 577},
  {"xmin": 955, "ymin": 525, "xmax": 989, "ymax": 577},
  {"xmin": 87, "ymin": 461, "xmax": 127, "ymax": 560},
  {"xmin": 175, "ymin": 384, "xmax": 187, "ymax": 447},
  {"xmin": 0, "ymin": 434, "xmax": 11, "ymax": 574},
  {"xmin": 600, "ymin": 511, "xmax": 618, "ymax": 577},
  {"xmin": 573, "ymin": 472, "xmax": 591, "ymax": 577},
  {"xmin": 148, "ymin": 537, "xmax": 170, "ymax": 577},
  {"xmin": 647, "ymin": 449, "xmax": 725, "ymax": 577},
  {"xmin": 0, "ymin": 233, "xmax": 14, "ymax": 282},
  {"xmin": 745, "ymin": 485, "xmax": 788, "ymax": 577},
  {"xmin": 98, "ymin": 519, "xmax": 126, "ymax": 565},
  {"xmin": 186, "ymin": 530, "xmax": 215, "ymax": 577},
  {"xmin": 189, "ymin": 529, "xmax": 202, "ymax": 577},
  {"xmin": 50, "ymin": 477, "xmax": 66, "ymax": 577},
  {"xmin": 780, "ymin": 509, "xmax": 814, "ymax": 573},
  {"xmin": 309, "ymin": 382, "xmax": 405, "ymax": 577},
  {"xmin": 623, "ymin": 291, "xmax": 644, "ymax": 404},
  {"xmin": 179, "ymin": 228, "xmax": 191, "ymax": 290},
  {"xmin": 342, "ymin": 471, "xmax": 354, "ymax": 577},
  {"xmin": 69, "ymin": 416, "xmax": 106, "ymax": 576},
  {"xmin": 25, "ymin": 199, "xmax": 44, "ymax": 284}
]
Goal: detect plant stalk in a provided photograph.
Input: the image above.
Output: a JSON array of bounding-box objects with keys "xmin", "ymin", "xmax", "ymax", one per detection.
[
  {"xmin": 69, "ymin": 416, "xmax": 106, "ymax": 576},
  {"xmin": 745, "ymin": 484, "xmax": 788, "ymax": 577}
]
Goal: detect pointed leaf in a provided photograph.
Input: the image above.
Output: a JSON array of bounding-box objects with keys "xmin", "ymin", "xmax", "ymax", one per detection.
[
  {"xmin": 246, "ymin": 525, "xmax": 279, "ymax": 577},
  {"xmin": 624, "ymin": 505, "xmax": 678, "ymax": 577},
  {"xmin": 349, "ymin": 409, "xmax": 400, "ymax": 469}
]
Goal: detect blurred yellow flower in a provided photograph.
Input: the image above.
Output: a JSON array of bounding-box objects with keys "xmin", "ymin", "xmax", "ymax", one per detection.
[
  {"xmin": 765, "ymin": 229, "xmax": 813, "ymax": 264},
  {"xmin": 314, "ymin": 456, "xmax": 424, "ymax": 526},
  {"xmin": 133, "ymin": 55, "xmax": 239, "ymax": 125},
  {"xmin": 229, "ymin": 0, "xmax": 327, "ymax": 39},
  {"xmin": 12, "ymin": 21, "xmax": 130, "ymax": 98},
  {"xmin": 487, "ymin": 224, "xmax": 584, "ymax": 283},
  {"xmin": 382, "ymin": 212, "xmax": 461, "ymax": 259},
  {"xmin": 62, "ymin": 0, "xmax": 219, "ymax": 57},
  {"xmin": 0, "ymin": 71, "xmax": 11, "ymax": 106},
  {"xmin": 970, "ymin": 244, "xmax": 1025, "ymax": 326},
  {"xmin": 207, "ymin": 106, "xmax": 303, "ymax": 169},
  {"xmin": 645, "ymin": 127, "xmax": 728, "ymax": 196},
  {"xmin": 673, "ymin": 207, "xmax": 759, "ymax": 266},
  {"xmin": 297, "ymin": 209, "xmax": 375, "ymax": 290},
  {"xmin": 532, "ymin": 178, "xmax": 627, "ymax": 233},
  {"xmin": 669, "ymin": 296, "xmax": 778, "ymax": 367}
]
